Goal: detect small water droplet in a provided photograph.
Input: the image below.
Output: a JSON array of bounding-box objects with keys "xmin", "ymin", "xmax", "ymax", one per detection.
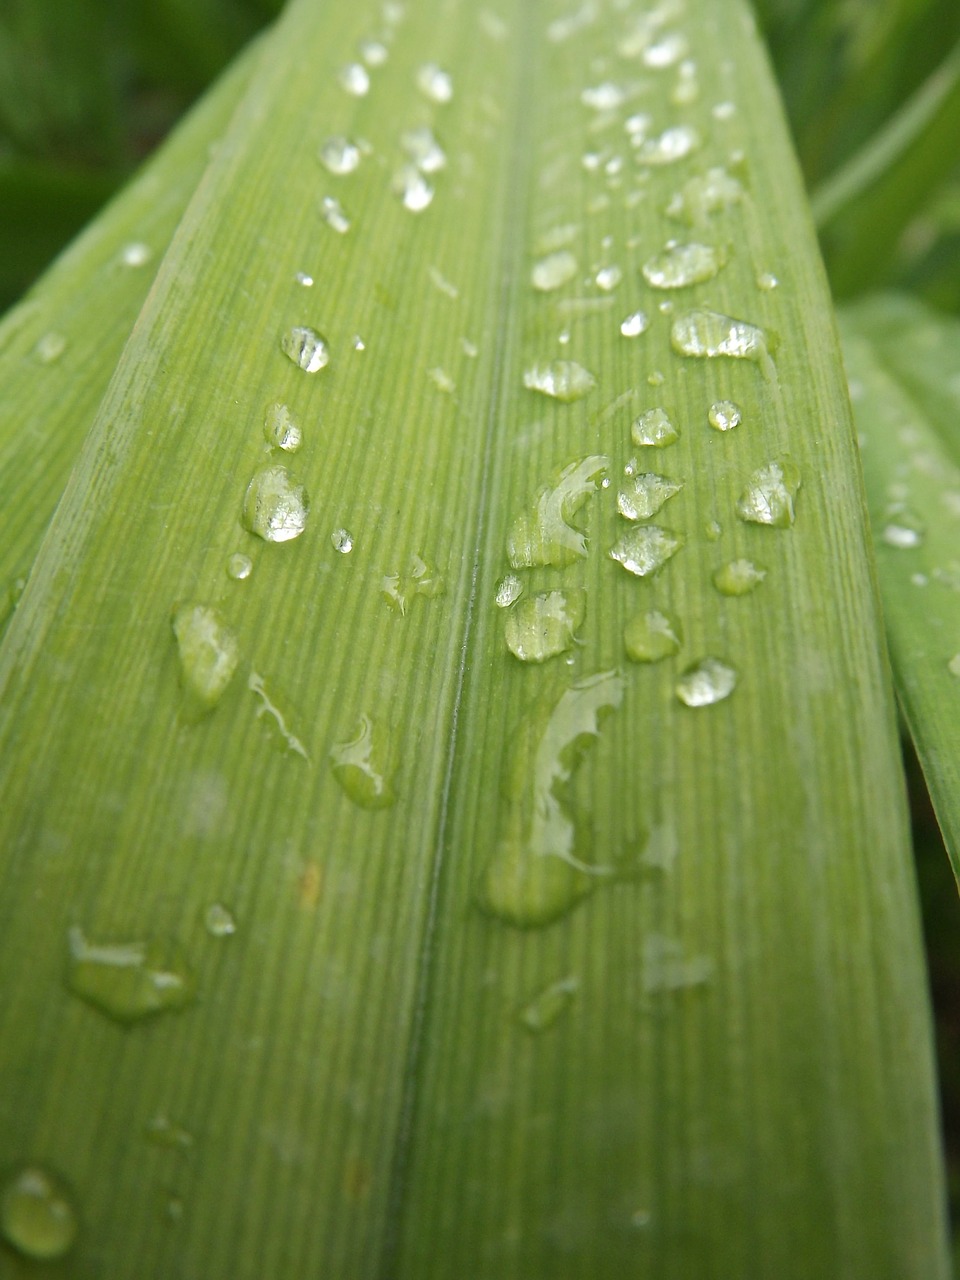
[
  {"xmin": 495, "ymin": 573, "xmax": 523, "ymax": 607},
  {"xmin": 353, "ymin": 334, "xmax": 366, "ymax": 351},
  {"xmin": 0, "ymin": 1166, "xmax": 78, "ymax": 1260},
  {"xmin": 713, "ymin": 558, "xmax": 766, "ymax": 595},
  {"xmin": 427, "ymin": 366, "xmax": 455, "ymax": 393},
  {"xmin": 359, "ymin": 36, "xmax": 389, "ymax": 65},
  {"xmin": 294, "ymin": 270, "xmax": 314, "ymax": 287},
  {"xmin": 643, "ymin": 31, "xmax": 688, "ymax": 66},
  {"xmin": 320, "ymin": 195, "xmax": 351, "ymax": 234},
  {"xmin": 416, "ymin": 62, "xmax": 453, "ymax": 103},
  {"xmin": 632, "ymin": 406, "xmax": 679, "ymax": 448},
  {"xmin": 66, "ymin": 925, "xmax": 195, "ymax": 1024},
  {"xmin": 121, "ymin": 241, "xmax": 152, "ymax": 268},
  {"xmin": 263, "ymin": 401, "xmax": 303, "ymax": 451},
  {"xmin": 504, "ymin": 589, "xmax": 585, "ymax": 663},
  {"xmin": 330, "ymin": 715, "xmax": 397, "ymax": 808},
  {"xmin": 402, "ymin": 125, "xmax": 447, "ymax": 173},
  {"xmin": 911, "ymin": 572, "xmax": 928, "ymax": 586},
  {"xmin": 666, "ymin": 166, "xmax": 743, "ymax": 225},
  {"xmin": 507, "ymin": 455, "xmax": 608, "ymax": 567},
  {"xmin": 520, "ymin": 975, "xmax": 578, "ymax": 1031},
  {"xmin": 881, "ymin": 509, "xmax": 924, "ymax": 548},
  {"xmin": 704, "ymin": 519, "xmax": 723, "ymax": 541},
  {"xmin": 581, "ymin": 82, "xmax": 625, "ymax": 110},
  {"xmin": 643, "ymin": 932, "xmax": 713, "ymax": 991},
  {"xmin": 531, "ymin": 250, "xmax": 578, "ymax": 292},
  {"xmin": 708, "ymin": 400, "xmax": 741, "ymax": 431},
  {"xmin": 712, "ymin": 100, "xmax": 736, "ymax": 120},
  {"xmin": 620, "ymin": 310, "xmax": 649, "ymax": 337},
  {"xmin": 609, "ymin": 525, "xmax": 684, "ymax": 577},
  {"xmin": 319, "ymin": 136, "xmax": 362, "ymax": 174},
  {"xmin": 624, "ymin": 609, "xmax": 682, "ymax": 663},
  {"xmin": 624, "ymin": 111, "xmax": 652, "ymax": 140},
  {"xmin": 280, "ymin": 325, "xmax": 330, "ymax": 373},
  {"xmin": 382, "ymin": 554, "xmax": 445, "ymax": 613},
  {"xmin": 536, "ymin": 223, "xmax": 579, "ymax": 254},
  {"xmin": 558, "ymin": 329, "xmax": 571, "ymax": 345},
  {"xmin": 523, "ymin": 360, "xmax": 597, "ymax": 402},
  {"xmin": 675, "ymin": 657, "xmax": 737, "ymax": 706},
  {"xmin": 34, "ymin": 331, "xmax": 66, "ymax": 363},
  {"xmin": 757, "ymin": 271, "xmax": 779, "ymax": 291},
  {"xmin": 227, "ymin": 553, "xmax": 253, "ymax": 581},
  {"xmin": 948, "ymin": 654, "xmax": 960, "ymax": 677},
  {"xmin": 331, "ymin": 527, "xmax": 354, "ymax": 554},
  {"xmin": 636, "ymin": 124, "xmax": 700, "ymax": 166},
  {"xmin": 642, "ymin": 241, "xmax": 723, "ymax": 288},
  {"xmin": 736, "ymin": 459, "xmax": 801, "ymax": 527},
  {"xmin": 595, "ymin": 264, "xmax": 622, "ymax": 291},
  {"xmin": 338, "ymin": 62, "xmax": 370, "ymax": 96},
  {"xmin": 172, "ymin": 603, "xmax": 240, "ymax": 711},
  {"xmin": 617, "ymin": 471, "xmax": 684, "ymax": 520},
  {"xmin": 648, "ymin": 369, "xmax": 665, "ymax": 386},
  {"xmin": 204, "ymin": 903, "xmax": 236, "ymax": 938},
  {"xmin": 671, "ymin": 308, "xmax": 770, "ymax": 366},
  {"xmin": 242, "ymin": 465, "xmax": 310, "ymax": 543},
  {"xmin": 392, "ymin": 165, "xmax": 434, "ymax": 212},
  {"xmin": 670, "ymin": 59, "xmax": 699, "ymax": 105},
  {"xmin": 144, "ymin": 1115, "xmax": 195, "ymax": 1149}
]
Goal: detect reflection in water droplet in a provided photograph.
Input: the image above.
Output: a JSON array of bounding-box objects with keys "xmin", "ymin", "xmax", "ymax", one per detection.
[
  {"xmin": 281, "ymin": 326, "xmax": 330, "ymax": 372},
  {"xmin": 66, "ymin": 925, "xmax": 196, "ymax": 1023},
  {"xmin": 531, "ymin": 250, "xmax": 578, "ymax": 292},
  {"xmin": 121, "ymin": 241, "xmax": 152, "ymax": 268},
  {"xmin": 676, "ymin": 657, "xmax": 737, "ymax": 706},
  {"xmin": 666, "ymin": 167, "xmax": 743, "ymax": 225},
  {"xmin": 477, "ymin": 671, "xmax": 624, "ymax": 928},
  {"xmin": 708, "ymin": 400, "xmax": 741, "ymax": 431},
  {"xmin": 713, "ymin": 558, "xmax": 765, "ymax": 595},
  {"xmin": 595, "ymin": 264, "xmax": 622, "ymax": 291},
  {"xmin": 881, "ymin": 510, "xmax": 924, "ymax": 548},
  {"xmin": 636, "ymin": 125, "xmax": 700, "ymax": 165},
  {"xmin": 632, "ymin": 407, "xmax": 679, "ymax": 448},
  {"xmin": 242, "ymin": 465, "xmax": 310, "ymax": 542},
  {"xmin": 319, "ymin": 136, "xmax": 362, "ymax": 174},
  {"xmin": 624, "ymin": 609, "xmax": 682, "ymax": 663},
  {"xmin": 620, "ymin": 310, "xmax": 649, "ymax": 337},
  {"xmin": 495, "ymin": 574, "xmax": 523, "ymax": 607},
  {"xmin": 671, "ymin": 308, "xmax": 770, "ymax": 368},
  {"xmin": 736, "ymin": 459, "xmax": 801, "ymax": 527},
  {"xmin": 227, "ymin": 553, "xmax": 253, "ymax": 581},
  {"xmin": 617, "ymin": 471, "xmax": 684, "ymax": 520},
  {"xmin": 504, "ymin": 589, "xmax": 585, "ymax": 663},
  {"xmin": 382, "ymin": 554, "xmax": 445, "ymax": 613},
  {"xmin": 416, "ymin": 62, "xmax": 453, "ymax": 102},
  {"xmin": 507, "ymin": 455, "xmax": 608, "ymax": 567},
  {"xmin": 520, "ymin": 975, "xmax": 578, "ymax": 1031},
  {"xmin": 353, "ymin": 334, "xmax": 366, "ymax": 351},
  {"xmin": 401, "ymin": 126, "xmax": 447, "ymax": 173},
  {"xmin": 523, "ymin": 360, "xmax": 597, "ymax": 402},
  {"xmin": 35, "ymin": 331, "xmax": 66, "ymax": 363},
  {"xmin": 172, "ymin": 603, "xmax": 240, "ymax": 711},
  {"xmin": 338, "ymin": 62, "xmax": 370, "ymax": 96},
  {"xmin": 643, "ymin": 932, "xmax": 713, "ymax": 992},
  {"xmin": 0, "ymin": 1166, "xmax": 78, "ymax": 1261},
  {"xmin": 204, "ymin": 903, "xmax": 236, "ymax": 937},
  {"xmin": 330, "ymin": 715, "xmax": 397, "ymax": 808},
  {"xmin": 643, "ymin": 242, "xmax": 723, "ymax": 288},
  {"xmin": 610, "ymin": 526, "xmax": 684, "ymax": 577},
  {"xmin": 263, "ymin": 401, "xmax": 302, "ymax": 451},
  {"xmin": 331, "ymin": 527, "xmax": 354, "ymax": 554},
  {"xmin": 392, "ymin": 166, "xmax": 434, "ymax": 212},
  {"xmin": 320, "ymin": 195, "xmax": 351, "ymax": 234}
]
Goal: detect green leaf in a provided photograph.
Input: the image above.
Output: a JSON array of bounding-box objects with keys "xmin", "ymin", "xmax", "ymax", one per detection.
[{"xmin": 0, "ymin": 3, "xmax": 949, "ymax": 1278}]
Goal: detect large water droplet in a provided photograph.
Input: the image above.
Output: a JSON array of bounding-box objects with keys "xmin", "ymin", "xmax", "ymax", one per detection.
[
  {"xmin": 713, "ymin": 558, "xmax": 765, "ymax": 595},
  {"xmin": 620, "ymin": 310, "xmax": 649, "ymax": 337},
  {"xmin": 204, "ymin": 903, "xmax": 236, "ymax": 937},
  {"xmin": 624, "ymin": 609, "xmax": 682, "ymax": 663},
  {"xmin": 675, "ymin": 657, "xmax": 737, "ymax": 706},
  {"xmin": 242, "ymin": 465, "xmax": 310, "ymax": 542},
  {"xmin": 632, "ymin": 406, "xmax": 679, "ymax": 448},
  {"xmin": 338, "ymin": 62, "xmax": 370, "ymax": 96},
  {"xmin": 609, "ymin": 526, "xmax": 684, "ymax": 577},
  {"xmin": 707, "ymin": 400, "xmax": 741, "ymax": 431},
  {"xmin": 617, "ymin": 471, "xmax": 684, "ymax": 520},
  {"xmin": 476, "ymin": 671, "xmax": 624, "ymax": 927},
  {"xmin": 666, "ymin": 166, "xmax": 743, "ymax": 225},
  {"xmin": 416, "ymin": 62, "xmax": 453, "ymax": 103},
  {"xmin": 504, "ymin": 589, "xmax": 585, "ymax": 663},
  {"xmin": 319, "ymin": 136, "xmax": 362, "ymax": 174},
  {"xmin": 636, "ymin": 124, "xmax": 700, "ymax": 165},
  {"xmin": 520, "ymin": 975, "xmax": 579, "ymax": 1031},
  {"xmin": 643, "ymin": 933, "xmax": 713, "ymax": 992},
  {"xmin": 320, "ymin": 195, "xmax": 351, "ymax": 234},
  {"xmin": 382, "ymin": 554, "xmax": 445, "ymax": 613},
  {"xmin": 263, "ymin": 401, "xmax": 302, "ymax": 451},
  {"xmin": 642, "ymin": 241, "xmax": 723, "ymax": 288},
  {"xmin": 670, "ymin": 308, "xmax": 770, "ymax": 366},
  {"xmin": 507, "ymin": 455, "xmax": 608, "ymax": 568},
  {"xmin": 401, "ymin": 125, "xmax": 447, "ymax": 173},
  {"xmin": 531, "ymin": 250, "xmax": 578, "ymax": 292},
  {"xmin": 495, "ymin": 573, "xmax": 523, "ymax": 607},
  {"xmin": 523, "ymin": 360, "xmax": 596, "ymax": 402},
  {"xmin": 392, "ymin": 166, "xmax": 434, "ymax": 212},
  {"xmin": 736, "ymin": 459, "xmax": 801, "ymax": 527},
  {"xmin": 281, "ymin": 325, "xmax": 330, "ymax": 372},
  {"xmin": 66, "ymin": 925, "xmax": 196, "ymax": 1024},
  {"xmin": 0, "ymin": 1167, "xmax": 78, "ymax": 1261},
  {"xmin": 329, "ymin": 715, "xmax": 397, "ymax": 808},
  {"xmin": 171, "ymin": 603, "xmax": 240, "ymax": 712}
]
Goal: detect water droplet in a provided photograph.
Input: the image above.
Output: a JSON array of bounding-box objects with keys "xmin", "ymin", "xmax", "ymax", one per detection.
[
  {"xmin": 295, "ymin": 271, "xmax": 314, "ymax": 287},
  {"xmin": 462, "ymin": 337, "xmax": 479, "ymax": 357},
  {"xmin": 479, "ymin": 8, "xmax": 509, "ymax": 40},
  {"xmin": 242, "ymin": 465, "xmax": 309, "ymax": 543},
  {"xmin": 392, "ymin": 165, "xmax": 434, "ymax": 212},
  {"xmin": 624, "ymin": 609, "xmax": 682, "ymax": 663},
  {"xmin": 330, "ymin": 715, "xmax": 397, "ymax": 808},
  {"xmin": 667, "ymin": 169, "xmax": 743, "ymax": 228},
  {"xmin": 708, "ymin": 400, "xmax": 741, "ymax": 431},
  {"xmin": 548, "ymin": 2, "xmax": 597, "ymax": 44},
  {"xmin": 144, "ymin": 1115, "xmax": 195, "ymax": 1149},
  {"xmin": 476, "ymin": 671, "xmax": 624, "ymax": 928},
  {"xmin": 609, "ymin": 526, "xmax": 684, "ymax": 577},
  {"xmin": 636, "ymin": 124, "xmax": 700, "ymax": 166},
  {"xmin": 171, "ymin": 603, "xmax": 239, "ymax": 712},
  {"xmin": 671, "ymin": 59, "xmax": 699, "ymax": 105},
  {"xmin": 881, "ymin": 509, "xmax": 924, "ymax": 548},
  {"xmin": 736, "ymin": 459, "xmax": 801, "ymax": 527},
  {"xmin": 66, "ymin": 925, "xmax": 196, "ymax": 1024},
  {"xmin": 495, "ymin": 573, "xmax": 523, "ymax": 607},
  {"xmin": 382, "ymin": 554, "xmax": 445, "ymax": 614},
  {"xmin": 507, "ymin": 455, "xmax": 608, "ymax": 567},
  {"xmin": 531, "ymin": 250, "xmax": 578, "ymax": 291},
  {"xmin": 227, "ymin": 553, "xmax": 253, "ymax": 581},
  {"xmin": 620, "ymin": 310, "xmax": 649, "ymax": 337},
  {"xmin": 401, "ymin": 125, "xmax": 447, "ymax": 173},
  {"xmin": 416, "ymin": 62, "xmax": 453, "ymax": 103},
  {"xmin": 280, "ymin": 325, "xmax": 330, "ymax": 372},
  {"xmin": 911, "ymin": 572, "xmax": 928, "ymax": 587},
  {"xmin": 671, "ymin": 308, "xmax": 770, "ymax": 366},
  {"xmin": 204, "ymin": 903, "xmax": 236, "ymax": 938},
  {"xmin": 359, "ymin": 37, "xmax": 389, "ymax": 65},
  {"xmin": 504, "ymin": 589, "xmax": 585, "ymax": 663},
  {"xmin": 643, "ymin": 932, "xmax": 713, "ymax": 992},
  {"xmin": 675, "ymin": 657, "xmax": 737, "ymax": 706},
  {"xmin": 320, "ymin": 195, "xmax": 351, "ymax": 234},
  {"xmin": 948, "ymin": 654, "xmax": 960, "ymax": 677},
  {"xmin": 263, "ymin": 401, "xmax": 303, "ymax": 451},
  {"xmin": 643, "ymin": 32, "xmax": 688, "ymax": 66},
  {"xmin": 121, "ymin": 241, "xmax": 152, "ymax": 268},
  {"xmin": 642, "ymin": 241, "xmax": 723, "ymax": 288},
  {"xmin": 0, "ymin": 1166, "xmax": 78, "ymax": 1260},
  {"xmin": 331, "ymin": 527, "xmax": 354, "ymax": 554},
  {"xmin": 757, "ymin": 271, "xmax": 779, "ymax": 291},
  {"xmin": 624, "ymin": 111, "xmax": 652, "ymax": 141},
  {"xmin": 523, "ymin": 360, "xmax": 596, "ymax": 402},
  {"xmin": 712, "ymin": 100, "xmax": 736, "ymax": 120},
  {"xmin": 338, "ymin": 62, "xmax": 370, "ymax": 95},
  {"xmin": 520, "ymin": 975, "xmax": 578, "ymax": 1031},
  {"xmin": 648, "ymin": 369, "xmax": 665, "ymax": 386},
  {"xmin": 595, "ymin": 264, "xmax": 622, "ymax": 291},
  {"xmin": 617, "ymin": 471, "xmax": 684, "ymax": 520},
  {"xmin": 249, "ymin": 670, "xmax": 309, "ymax": 759},
  {"xmin": 713, "ymin": 558, "xmax": 765, "ymax": 595},
  {"xmin": 536, "ymin": 223, "xmax": 579, "ymax": 254},
  {"xmin": 319, "ymin": 136, "xmax": 362, "ymax": 174},
  {"xmin": 632, "ymin": 406, "xmax": 679, "ymax": 448},
  {"xmin": 34, "ymin": 331, "xmax": 66, "ymax": 363},
  {"xmin": 427, "ymin": 366, "xmax": 455, "ymax": 393},
  {"xmin": 705, "ymin": 519, "xmax": 723, "ymax": 541},
  {"xmin": 581, "ymin": 82, "xmax": 625, "ymax": 110},
  {"xmin": 353, "ymin": 334, "xmax": 366, "ymax": 351}
]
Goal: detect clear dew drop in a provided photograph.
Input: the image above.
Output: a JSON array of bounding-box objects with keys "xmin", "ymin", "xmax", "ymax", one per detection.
[
  {"xmin": 495, "ymin": 573, "xmax": 523, "ymax": 607},
  {"xmin": 520, "ymin": 976, "xmax": 578, "ymax": 1032},
  {"xmin": 34, "ymin": 331, "xmax": 66, "ymax": 363},
  {"xmin": 0, "ymin": 1166, "xmax": 78, "ymax": 1261},
  {"xmin": 948, "ymin": 654, "xmax": 960, "ymax": 678},
  {"xmin": 708, "ymin": 399, "xmax": 742, "ymax": 431},
  {"xmin": 624, "ymin": 609, "xmax": 682, "ymax": 663},
  {"xmin": 204, "ymin": 903, "xmax": 236, "ymax": 938},
  {"xmin": 531, "ymin": 250, "xmax": 578, "ymax": 292},
  {"xmin": 736, "ymin": 459, "xmax": 801, "ymax": 528},
  {"xmin": 263, "ymin": 400, "xmax": 302, "ymax": 451},
  {"xmin": 392, "ymin": 165, "xmax": 434, "ymax": 212},
  {"xmin": 671, "ymin": 308, "xmax": 771, "ymax": 367},
  {"xmin": 227, "ymin": 552, "xmax": 252, "ymax": 581},
  {"xmin": 523, "ymin": 360, "xmax": 597, "ymax": 402},
  {"xmin": 329, "ymin": 714, "xmax": 397, "ymax": 809},
  {"xmin": 595, "ymin": 264, "xmax": 622, "ymax": 291},
  {"xmin": 643, "ymin": 31, "xmax": 689, "ymax": 67},
  {"xmin": 320, "ymin": 195, "xmax": 351, "ymax": 234},
  {"xmin": 504, "ymin": 589, "xmax": 585, "ymax": 663},
  {"xmin": 609, "ymin": 525, "xmax": 684, "ymax": 577},
  {"xmin": 331, "ymin": 527, "xmax": 354, "ymax": 554},
  {"xmin": 507, "ymin": 455, "xmax": 608, "ymax": 568},
  {"xmin": 338, "ymin": 62, "xmax": 370, "ymax": 96},
  {"xmin": 713, "ymin": 558, "xmax": 766, "ymax": 595},
  {"xmin": 636, "ymin": 124, "xmax": 701, "ymax": 166},
  {"xmin": 66, "ymin": 925, "xmax": 196, "ymax": 1024},
  {"xmin": 642, "ymin": 241, "xmax": 723, "ymax": 288},
  {"xmin": 881, "ymin": 509, "xmax": 925, "ymax": 548},
  {"xmin": 416, "ymin": 62, "xmax": 453, "ymax": 103},
  {"xmin": 319, "ymin": 136, "xmax": 362, "ymax": 174},
  {"xmin": 121, "ymin": 241, "xmax": 152, "ymax": 267},
  {"xmin": 617, "ymin": 471, "xmax": 684, "ymax": 520},
  {"xmin": 382, "ymin": 554, "xmax": 445, "ymax": 614},
  {"xmin": 620, "ymin": 309, "xmax": 649, "ymax": 337},
  {"xmin": 632, "ymin": 406, "xmax": 679, "ymax": 448},
  {"xmin": 401, "ymin": 125, "xmax": 447, "ymax": 173},
  {"xmin": 280, "ymin": 325, "xmax": 330, "ymax": 372},
  {"xmin": 171, "ymin": 603, "xmax": 240, "ymax": 711},
  {"xmin": 676, "ymin": 657, "xmax": 737, "ymax": 706},
  {"xmin": 359, "ymin": 37, "xmax": 389, "ymax": 66},
  {"xmin": 242, "ymin": 465, "xmax": 310, "ymax": 543}
]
